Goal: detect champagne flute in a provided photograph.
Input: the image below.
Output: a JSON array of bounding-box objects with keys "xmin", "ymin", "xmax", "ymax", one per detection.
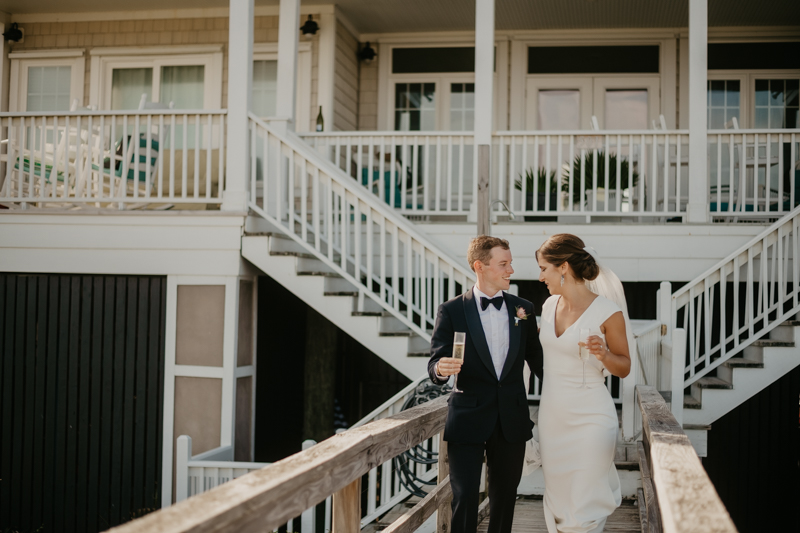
[
  {"xmin": 452, "ymin": 332, "xmax": 466, "ymax": 392},
  {"xmin": 578, "ymin": 328, "xmax": 591, "ymax": 388}
]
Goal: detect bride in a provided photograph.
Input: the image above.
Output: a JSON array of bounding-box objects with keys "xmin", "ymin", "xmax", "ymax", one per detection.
[{"xmin": 535, "ymin": 233, "xmax": 633, "ymax": 533}]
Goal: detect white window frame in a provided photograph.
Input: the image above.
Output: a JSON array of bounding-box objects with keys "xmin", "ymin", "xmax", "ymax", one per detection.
[
  {"xmin": 516, "ymin": 35, "xmax": 676, "ymax": 130},
  {"xmin": 88, "ymin": 45, "xmax": 224, "ymax": 110},
  {"xmin": 377, "ymin": 41, "xmax": 504, "ymax": 131},
  {"xmin": 709, "ymin": 70, "xmax": 800, "ymax": 129},
  {"xmin": 9, "ymin": 50, "xmax": 85, "ymax": 112},
  {"xmin": 252, "ymin": 42, "xmax": 312, "ymax": 132}
]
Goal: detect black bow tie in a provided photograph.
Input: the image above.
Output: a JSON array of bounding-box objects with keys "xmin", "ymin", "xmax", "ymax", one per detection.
[{"xmin": 480, "ymin": 296, "xmax": 504, "ymax": 311}]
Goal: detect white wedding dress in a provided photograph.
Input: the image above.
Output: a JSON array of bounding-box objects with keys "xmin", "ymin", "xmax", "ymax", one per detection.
[{"xmin": 538, "ymin": 294, "xmax": 622, "ymax": 533}]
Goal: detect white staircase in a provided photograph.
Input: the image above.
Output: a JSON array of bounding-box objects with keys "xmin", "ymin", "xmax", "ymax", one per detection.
[
  {"xmin": 668, "ymin": 206, "xmax": 800, "ymax": 454},
  {"xmin": 242, "ymin": 115, "xmax": 475, "ymax": 379}
]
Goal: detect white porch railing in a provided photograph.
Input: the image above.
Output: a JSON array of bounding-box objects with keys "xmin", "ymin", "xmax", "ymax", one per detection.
[
  {"xmin": 250, "ymin": 115, "xmax": 476, "ymax": 340},
  {"xmin": 668, "ymin": 204, "xmax": 800, "ymax": 389},
  {"xmin": 0, "ymin": 110, "xmax": 226, "ymax": 208},
  {"xmin": 299, "ymin": 131, "xmax": 477, "ymax": 216},
  {"xmin": 299, "ymin": 130, "xmax": 692, "ymax": 220},
  {"xmin": 707, "ymin": 129, "xmax": 800, "ymax": 218}
]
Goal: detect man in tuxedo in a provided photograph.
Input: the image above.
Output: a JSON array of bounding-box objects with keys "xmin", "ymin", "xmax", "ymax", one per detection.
[{"xmin": 429, "ymin": 236, "xmax": 543, "ymax": 533}]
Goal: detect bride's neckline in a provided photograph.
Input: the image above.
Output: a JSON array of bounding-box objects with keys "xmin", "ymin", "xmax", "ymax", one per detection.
[{"xmin": 553, "ymin": 295, "xmax": 600, "ymax": 339}]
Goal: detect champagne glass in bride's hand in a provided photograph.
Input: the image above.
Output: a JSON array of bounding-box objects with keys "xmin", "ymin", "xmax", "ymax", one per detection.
[
  {"xmin": 452, "ymin": 332, "xmax": 466, "ymax": 392},
  {"xmin": 578, "ymin": 328, "xmax": 592, "ymax": 388}
]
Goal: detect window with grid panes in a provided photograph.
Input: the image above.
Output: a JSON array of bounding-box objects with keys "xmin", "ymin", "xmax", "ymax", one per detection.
[
  {"xmin": 755, "ymin": 79, "xmax": 799, "ymax": 129},
  {"xmin": 449, "ymin": 83, "xmax": 474, "ymax": 131},
  {"xmin": 394, "ymin": 83, "xmax": 436, "ymax": 131},
  {"xmin": 708, "ymin": 80, "xmax": 741, "ymax": 129}
]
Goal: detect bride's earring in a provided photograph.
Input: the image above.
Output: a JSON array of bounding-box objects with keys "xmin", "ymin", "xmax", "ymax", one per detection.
[{"xmin": 560, "ymin": 274, "xmax": 564, "ymax": 287}]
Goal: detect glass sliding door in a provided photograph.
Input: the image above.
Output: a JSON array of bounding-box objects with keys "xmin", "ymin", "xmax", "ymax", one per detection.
[
  {"xmin": 111, "ymin": 68, "xmax": 153, "ymax": 110},
  {"xmin": 394, "ymin": 83, "xmax": 436, "ymax": 131}
]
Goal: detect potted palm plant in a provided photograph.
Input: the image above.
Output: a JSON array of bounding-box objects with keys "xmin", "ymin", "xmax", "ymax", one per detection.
[
  {"xmin": 515, "ymin": 167, "xmax": 559, "ymax": 220},
  {"xmin": 562, "ymin": 151, "xmax": 639, "ymax": 209}
]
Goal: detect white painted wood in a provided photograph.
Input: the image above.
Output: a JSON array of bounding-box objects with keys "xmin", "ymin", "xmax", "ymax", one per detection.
[
  {"xmin": 221, "ymin": 276, "xmax": 239, "ymax": 448},
  {"xmin": 670, "ymin": 328, "xmax": 686, "ymax": 426},
  {"xmin": 661, "ymin": 38, "xmax": 678, "ymax": 130},
  {"xmin": 161, "ymin": 275, "xmax": 180, "ymax": 507},
  {"xmin": 275, "ymin": 0, "xmax": 300, "ymax": 128},
  {"xmin": 687, "ymin": 0, "xmax": 708, "ymax": 223},
  {"xmin": 474, "ymin": 0, "xmax": 494, "ymax": 147},
  {"xmin": 317, "ymin": 11, "xmax": 336, "ymax": 133},
  {"xmin": 222, "ymin": 0, "xmax": 253, "ymax": 212}
]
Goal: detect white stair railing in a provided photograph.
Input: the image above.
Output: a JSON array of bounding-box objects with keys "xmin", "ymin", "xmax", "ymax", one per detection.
[
  {"xmin": 249, "ymin": 114, "xmax": 476, "ymax": 340},
  {"xmin": 671, "ymin": 205, "xmax": 800, "ymax": 387}
]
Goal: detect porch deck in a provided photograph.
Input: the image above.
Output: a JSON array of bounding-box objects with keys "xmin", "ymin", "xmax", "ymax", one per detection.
[{"xmin": 477, "ymin": 498, "xmax": 641, "ymax": 533}]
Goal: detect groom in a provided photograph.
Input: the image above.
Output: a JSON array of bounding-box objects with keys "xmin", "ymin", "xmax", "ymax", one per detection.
[{"xmin": 429, "ymin": 235, "xmax": 543, "ymax": 533}]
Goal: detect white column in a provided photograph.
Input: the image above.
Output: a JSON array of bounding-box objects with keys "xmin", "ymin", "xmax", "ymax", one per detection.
[
  {"xmin": 221, "ymin": 0, "xmax": 253, "ymax": 212},
  {"xmin": 275, "ymin": 0, "xmax": 301, "ymax": 131},
  {"xmin": 317, "ymin": 11, "xmax": 336, "ymax": 132},
  {"xmin": 687, "ymin": 0, "xmax": 708, "ymax": 223},
  {"xmin": 475, "ymin": 0, "xmax": 494, "ymax": 235}
]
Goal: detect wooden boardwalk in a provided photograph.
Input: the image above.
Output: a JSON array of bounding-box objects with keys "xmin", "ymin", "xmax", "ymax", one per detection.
[{"xmin": 477, "ymin": 498, "xmax": 641, "ymax": 532}]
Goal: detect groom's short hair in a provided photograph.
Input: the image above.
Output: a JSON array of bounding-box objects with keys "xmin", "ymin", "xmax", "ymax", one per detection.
[{"xmin": 467, "ymin": 236, "xmax": 510, "ymax": 272}]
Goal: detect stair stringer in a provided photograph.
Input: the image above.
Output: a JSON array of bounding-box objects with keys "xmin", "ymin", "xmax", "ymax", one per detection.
[
  {"xmin": 683, "ymin": 327, "xmax": 800, "ymax": 427},
  {"xmin": 242, "ymin": 235, "xmax": 428, "ymax": 380}
]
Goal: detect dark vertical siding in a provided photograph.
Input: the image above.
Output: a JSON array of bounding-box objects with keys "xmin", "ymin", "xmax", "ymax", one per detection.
[
  {"xmin": 0, "ymin": 273, "xmax": 166, "ymax": 533},
  {"xmin": 703, "ymin": 366, "xmax": 800, "ymax": 532}
]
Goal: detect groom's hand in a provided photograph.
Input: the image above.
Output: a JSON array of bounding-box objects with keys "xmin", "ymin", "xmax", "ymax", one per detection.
[{"xmin": 436, "ymin": 357, "xmax": 463, "ymax": 377}]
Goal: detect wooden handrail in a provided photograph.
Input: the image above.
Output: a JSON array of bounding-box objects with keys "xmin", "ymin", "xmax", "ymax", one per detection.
[
  {"xmin": 106, "ymin": 396, "xmax": 448, "ymax": 533},
  {"xmin": 636, "ymin": 386, "xmax": 737, "ymax": 533}
]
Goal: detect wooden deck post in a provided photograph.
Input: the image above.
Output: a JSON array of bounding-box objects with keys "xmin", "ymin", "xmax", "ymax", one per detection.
[
  {"xmin": 332, "ymin": 477, "xmax": 361, "ymax": 533},
  {"xmin": 437, "ymin": 435, "xmax": 452, "ymax": 531}
]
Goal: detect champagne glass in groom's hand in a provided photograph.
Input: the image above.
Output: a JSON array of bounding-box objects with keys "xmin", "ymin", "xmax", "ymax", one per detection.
[{"xmin": 452, "ymin": 332, "xmax": 466, "ymax": 392}]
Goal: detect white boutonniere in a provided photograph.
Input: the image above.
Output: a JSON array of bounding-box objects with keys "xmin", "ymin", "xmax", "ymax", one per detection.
[{"xmin": 514, "ymin": 306, "xmax": 529, "ymax": 326}]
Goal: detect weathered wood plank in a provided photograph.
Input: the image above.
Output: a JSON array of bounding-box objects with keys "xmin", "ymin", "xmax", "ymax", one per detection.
[
  {"xmin": 332, "ymin": 477, "xmax": 360, "ymax": 533},
  {"xmin": 381, "ymin": 476, "xmax": 452, "ymax": 533},
  {"xmin": 637, "ymin": 386, "xmax": 737, "ymax": 533},
  {"xmin": 106, "ymin": 395, "xmax": 449, "ymax": 533},
  {"xmin": 637, "ymin": 441, "xmax": 660, "ymax": 533},
  {"xmin": 437, "ymin": 436, "xmax": 452, "ymax": 533},
  {"xmin": 637, "ymin": 488, "xmax": 649, "ymax": 533}
]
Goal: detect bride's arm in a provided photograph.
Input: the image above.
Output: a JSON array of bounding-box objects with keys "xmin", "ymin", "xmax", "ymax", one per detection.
[{"xmin": 590, "ymin": 312, "xmax": 631, "ymax": 378}]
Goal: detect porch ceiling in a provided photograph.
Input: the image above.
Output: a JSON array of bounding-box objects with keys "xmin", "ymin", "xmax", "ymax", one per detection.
[{"xmin": 1, "ymin": 0, "xmax": 798, "ymax": 34}]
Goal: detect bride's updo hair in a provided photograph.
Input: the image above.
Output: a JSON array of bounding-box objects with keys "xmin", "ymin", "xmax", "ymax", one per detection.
[{"xmin": 536, "ymin": 233, "xmax": 600, "ymax": 282}]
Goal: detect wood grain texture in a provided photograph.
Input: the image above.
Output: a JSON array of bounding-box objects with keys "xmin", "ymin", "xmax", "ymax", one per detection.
[
  {"xmin": 381, "ymin": 476, "xmax": 452, "ymax": 533},
  {"xmin": 476, "ymin": 499, "xmax": 641, "ymax": 532},
  {"xmin": 332, "ymin": 477, "xmax": 360, "ymax": 533},
  {"xmin": 637, "ymin": 386, "xmax": 738, "ymax": 533},
  {"xmin": 437, "ymin": 436, "xmax": 452, "ymax": 533},
  {"xmin": 106, "ymin": 395, "xmax": 449, "ymax": 533}
]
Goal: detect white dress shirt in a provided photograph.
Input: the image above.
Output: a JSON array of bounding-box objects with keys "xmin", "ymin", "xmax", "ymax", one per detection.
[{"xmin": 473, "ymin": 286, "xmax": 510, "ymax": 379}]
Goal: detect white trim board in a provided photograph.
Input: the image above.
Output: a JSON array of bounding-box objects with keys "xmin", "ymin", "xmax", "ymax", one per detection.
[
  {"xmin": 9, "ymin": 49, "xmax": 84, "ymax": 59},
  {"xmin": 11, "ymin": 5, "xmax": 336, "ymax": 23}
]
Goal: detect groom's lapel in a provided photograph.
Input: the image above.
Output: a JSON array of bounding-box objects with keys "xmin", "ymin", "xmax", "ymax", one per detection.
[
  {"xmin": 463, "ymin": 289, "xmax": 497, "ymax": 377},
  {"xmin": 499, "ymin": 292, "xmax": 522, "ymax": 382}
]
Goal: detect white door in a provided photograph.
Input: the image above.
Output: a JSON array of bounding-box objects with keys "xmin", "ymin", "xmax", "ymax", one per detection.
[{"xmin": 525, "ymin": 76, "xmax": 660, "ymax": 130}]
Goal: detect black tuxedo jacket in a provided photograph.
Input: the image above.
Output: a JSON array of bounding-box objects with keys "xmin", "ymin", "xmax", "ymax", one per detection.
[{"xmin": 428, "ymin": 289, "xmax": 544, "ymax": 444}]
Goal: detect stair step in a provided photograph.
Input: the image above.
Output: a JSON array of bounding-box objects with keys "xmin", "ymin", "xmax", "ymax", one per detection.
[
  {"xmin": 684, "ymin": 395, "xmax": 701, "ymax": 409},
  {"xmin": 297, "ymin": 271, "xmax": 342, "ymax": 278},
  {"xmin": 696, "ymin": 376, "xmax": 733, "ymax": 389},
  {"xmin": 244, "ymin": 230, "xmax": 291, "ymax": 240},
  {"xmin": 379, "ymin": 331, "xmax": 414, "ymax": 337},
  {"xmin": 407, "ymin": 351, "xmax": 430, "ymax": 357},
  {"xmin": 324, "ymin": 291, "xmax": 358, "ymax": 297},
  {"xmin": 352, "ymin": 311, "xmax": 382, "ymax": 317},
  {"xmin": 269, "ymin": 250, "xmax": 317, "ymax": 259},
  {"xmin": 614, "ymin": 461, "xmax": 640, "ymax": 471},
  {"xmin": 723, "ymin": 357, "xmax": 764, "ymax": 369},
  {"xmin": 782, "ymin": 320, "xmax": 800, "ymax": 326},
  {"xmin": 751, "ymin": 339, "xmax": 794, "ymax": 348}
]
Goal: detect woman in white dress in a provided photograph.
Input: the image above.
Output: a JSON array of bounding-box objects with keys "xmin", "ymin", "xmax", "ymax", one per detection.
[{"xmin": 535, "ymin": 234, "xmax": 632, "ymax": 533}]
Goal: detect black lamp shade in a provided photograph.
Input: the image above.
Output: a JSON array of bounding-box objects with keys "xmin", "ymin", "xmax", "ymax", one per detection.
[
  {"xmin": 359, "ymin": 42, "xmax": 377, "ymax": 63},
  {"xmin": 3, "ymin": 23, "xmax": 22, "ymax": 42},
  {"xmin": 300, "ymin": 15, "xmax": 319, "ymax": 37}
]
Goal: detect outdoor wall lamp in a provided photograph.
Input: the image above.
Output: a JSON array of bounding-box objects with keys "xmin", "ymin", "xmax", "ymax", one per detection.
[
  {"xmin": 300, "ymin": 15, "xmax": 319, "ymax": 39},
  {"xmin": 3, "ymin": 23, "xmax": 23, "ymax": 43},
  {"xmin": 359, "ymin": 42, "xmax": 377, "ymax": 63}
]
